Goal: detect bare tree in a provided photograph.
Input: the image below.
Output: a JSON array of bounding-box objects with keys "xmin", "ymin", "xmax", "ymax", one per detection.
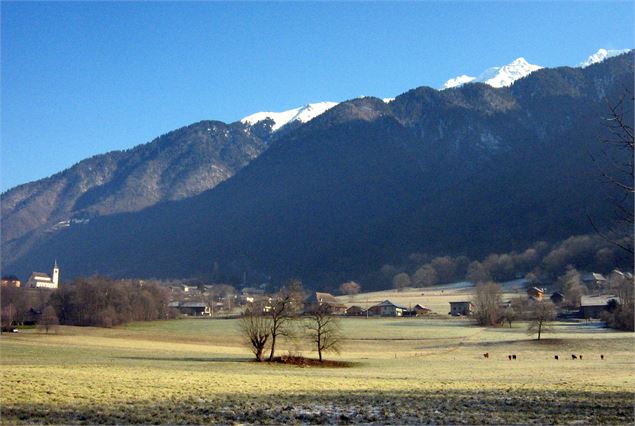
[
  {"xmin": 589, "ymin": 93, "xmax": 634, "ymax": 254},
  {"xmin": 305, "ymin": 304, "xmax": 342, "ymax": 362},
  {"xmin": 430, "ymin": 256, "xmax": 457, "ymax": 283},
  {"xmin": 472, "ymin": 282, "xmax": 502, "ymax": 326},
  {"xmin": 500, "ymin": 306, "xmax": 516, "ymax": 328},
  {"xmin": 466, "ymin": 261, "xmax": 491, "ymax": 283},
  {"xmin": 392, "ymin": 273, "xmax": 411, "ymax": 292},
  {"xmin": 413, "ymin": 265, "xmax": 437, "ymax": 287},
  {"xmin": 605, "ymin": 275, "xmax": 634, "ymax": 331},
  {"xmin": 339, "ymin": 281, "xmax": 361, "ymax": 300},
  {"xmin": 38, "ymin": 305, "xmax": 59, "ymax": 334},
  {"xmin": 527, "ymin": 301, "xmax": 556, "ymax": 340},
  {"xmin": 1, "ymin": 303, "xmax": 17, "ymax": 331},
  {"xmin": 266, "ymin": 281, "xmax": 304, "ymax": 361},
  {"xmin": 239, "ymin": 308, "xmax": 271, "ymax": 362},
  {"xmin": 556, "ymin": 267, "xmax": 586, "ymax": 309}
]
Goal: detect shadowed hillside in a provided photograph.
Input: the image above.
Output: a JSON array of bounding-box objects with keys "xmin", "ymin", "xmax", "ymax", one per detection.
[{"xmin": 3, "ymin": 53, "xmax": 633, "ymax": 286}]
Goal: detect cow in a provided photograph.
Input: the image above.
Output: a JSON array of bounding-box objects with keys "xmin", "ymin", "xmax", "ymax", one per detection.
[
  {"xmin": 601, "ymin": 354, "xmax": 604, "ymax": 360},
  {"xmin": 572, "ymin": 354, "xmax": 577, "ymax": 360},
  {"xmin": 579, "ymin": 355, "xmax": 583, "ymax": 360},
  {"xmin": 512, "ymin": 355, "xmax": 517, "ymax": 360},
  {"xmin": 555, "ymin": 355, "xmax": 559, "ymax": 360},
  {"xmin": 483, "ymin": 353, "xmax": 489, "ymax": 359},
  {"xmin": 508, "ymin": 355, "xmax": 512, "ymax": 360}
]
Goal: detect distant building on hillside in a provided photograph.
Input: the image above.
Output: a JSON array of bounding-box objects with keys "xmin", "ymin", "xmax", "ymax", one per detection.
[
  {"xmin": 241, "ymin": 287, "xmax": 266, "ymax": 296},
  {"xmin": 1, "ymin": 276, "xmax": 21, "ymax": 288},
  {"xmin": 526, "ymin": 287, "xmax": 544, "ymax": 301},
  {"xmin": 581, "ymin": 273, "xmax": 607, "ymax": 290},
  {"xmin": 580, "ymin": 295, "xmax": 619, "ymax": 319},
  {"xmin": 368, "ymin": 300, "xmax": 408, "ymax": 317},
  {"xmin": 345, "ymin": 305, "xmax": 366, "ymax": 316},
  {"xmin": 412, "ymin": 304, "xmax": 433, "ymax": 316},
  {"xmin": 169, "ymin": 301, "xmax": 211, "ymax": 316},
  {"xmin": 26, "ymin": 261, "xmax": 59, "ymax": 289},
  {"xmin": 449, "ymin": 301, "xmax": 473, "ymax": 316},
  {"xmin": 550, "ymin": 291, "xmax": 564, "ymax": 305},
  {"xmin": 305, "ymin": 292, "xmax": 347, "ymax": 315}
]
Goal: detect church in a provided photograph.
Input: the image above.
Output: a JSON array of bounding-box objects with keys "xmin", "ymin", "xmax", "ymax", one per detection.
[{"xmin": 26, "ymin": 261, "xmax": 60, "ymax": 289}]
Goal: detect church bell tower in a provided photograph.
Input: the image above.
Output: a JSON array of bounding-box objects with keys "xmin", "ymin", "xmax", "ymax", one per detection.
[{"xmin": 52, "ymin": 260, "xmax": 60, "ymax": 288}]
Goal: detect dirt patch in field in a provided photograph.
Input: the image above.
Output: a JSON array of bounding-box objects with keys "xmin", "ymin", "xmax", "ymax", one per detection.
[{"xmin": 268, "ymin": 355, "xmax": 356, "ymax": 368}]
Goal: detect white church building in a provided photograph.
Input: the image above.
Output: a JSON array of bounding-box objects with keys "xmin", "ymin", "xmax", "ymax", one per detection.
[{"xmin": 27, "ymin": 261, "xmax": 60, "ymax": 289}]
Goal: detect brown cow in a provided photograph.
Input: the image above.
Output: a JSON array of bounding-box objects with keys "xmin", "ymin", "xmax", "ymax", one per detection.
[
  {"xmin": 512, "ymin": 355, "xmax": 517, "ymax": 360},
  {"xmin": 483, "ymin": 353, "xmax": 489, "ymax": 359},
  {"xmin": 554, "ymin": 355, "xmax": 559, "ymax": 360},
  {"xmin": 572, "ymin": 354, "xmax": 577, "ymax": 360},
  {"xmin": 508, "ymin": 355, "xmax": 512, "ymax": 360}
]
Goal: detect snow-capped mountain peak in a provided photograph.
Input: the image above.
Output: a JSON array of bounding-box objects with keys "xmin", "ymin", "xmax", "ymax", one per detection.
[
  {"xmin": 579, "ymin": 48, "xmax": 631, "ymax": 68},
  {"xmin": 241, "ymin": 101, "xmax": 338, "ymax": 131},
  {"xmin": 442, "ymin": 57, "xmax": 542, "ymax": 90}
]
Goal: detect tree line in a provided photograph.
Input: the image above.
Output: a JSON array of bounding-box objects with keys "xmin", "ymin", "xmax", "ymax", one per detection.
[
  {"xmin": 50, "ymin": 276, "xmax": 174, "ymax": 327},
  {"xmin": 360, "ymin": 233, "xmax": 633, "ymax": 292},
  {"xmin": 1, "ymin": 276, "xmax": 175, "ymax": 330}
]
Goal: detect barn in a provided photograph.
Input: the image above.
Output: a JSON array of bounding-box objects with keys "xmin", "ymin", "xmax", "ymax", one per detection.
[
  {"xmin": 449, "ymin": 301, "xmax": 473, "ymax": 316},
  {"xmin": 368, "ymin": 300, "xmax": 408, "ymax": 317}
]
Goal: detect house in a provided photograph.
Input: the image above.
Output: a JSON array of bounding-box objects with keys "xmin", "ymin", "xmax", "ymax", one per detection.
[
  {"xmin": 1, "ymin": 276, "xmax": 21, "ymax": 288},
  {"xmin": 412, "ymin": 304, "xmax": 432, "ymax": 316},
  {"xmin": 581, "ymin": 273, "xmax": 607, "ymax": 290},
  {"xmin": 170, "ymin": 301, "xmax": 211, "ymax": 316},
  {"xmin": 609, "ymin": 270, "xmax": 633, "ymax": 288},
  {"xmin": 580, "ymin": 295, "xmax": 619, "ymax": 319},
  {"xmin": 242, "ymin": 287, "xmax": 265, "ymax": 296},
  {"xmin": 345, "ymin": 305, "xmax": 366, "ymax": 316},
  {"xmin": 449, "ymin": 301, "xmax": 473, "ymax": 316},
  {"xmin": 304, "ymin": 292, "xmax": 347, "ymax": 315},
  {"xmin": 368, "ymin": 300, "xmax": 409, "ymax": 317},
  {"xmin": 527, "ymin": 287, "xmax": 544, "ymax": 301},
  {"xmin": 26, "ymin": 262, "xmax": 59, "ymax": 289},
  {"xmin": 550, "ymin": 291, "xmax": 564, "ymax": 305},
  {"xmin": 499, "ymin": 300, "xmax": 513, "ymax": 310}
]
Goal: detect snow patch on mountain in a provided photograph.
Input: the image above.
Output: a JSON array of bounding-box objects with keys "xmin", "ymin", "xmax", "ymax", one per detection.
[
  {"xmin": 442, "ymin": 58, "xmax": 542, "ymax": 90},
  {"xmin": 579, "ymin": 48, "xmax": 631, "ymax": 68},
  {"xmin": 241, "ymin": 102, "xmax": 338, "ymax": 131},
  {"xmin": 442, "ymin": 75, "xmax": 476, "ymax": 89}
]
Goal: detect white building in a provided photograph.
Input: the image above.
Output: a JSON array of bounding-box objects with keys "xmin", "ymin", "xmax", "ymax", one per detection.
[{"xmin": 27, "ymin": 261, "xmax": 60, "ymax": 289}]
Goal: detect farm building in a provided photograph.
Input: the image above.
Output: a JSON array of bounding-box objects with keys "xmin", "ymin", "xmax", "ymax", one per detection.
[
  {"xmin": 527, "ymin": 287, "xmax": 545, "ymax": 301},
  {"xmin": 169, "ymin": 301, "xmax": 211, "ymax": 316},
  {"xmin": 449, "ymin": 301, "xmax": 473, "ymax": 316},
  {"xmin": 304, "ymin": 292, "xmax": 347, "ymax": 315},
  {"xmin": 550, "ymin": 291, "xmax": 564, "ymax": 305},
  {"xmin": 580, "ymin": 295, "xmax": 619, "ymax": 319},
  {"xmin": 581, "ymin": 273, "xmax": 607, "ymax": 290},
  {"xmin": 241, "ymin": 287, "xmax": 266, "ymax": 296},
  {"xmin": 368, "ymin": 300, "xmax": 409, "ymax": 317},
  {"xmin": 345, "ymin": 305, "xmax": 366, "ymax": 316},
  {"xmin": 412, "ymin": 304, "xmax": 432, "ymax": 316}
]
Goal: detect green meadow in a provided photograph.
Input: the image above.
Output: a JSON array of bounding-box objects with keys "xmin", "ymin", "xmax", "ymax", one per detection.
[{"xmin": 1, "ymin": 316, "xmax": 634, "ymax": 424}]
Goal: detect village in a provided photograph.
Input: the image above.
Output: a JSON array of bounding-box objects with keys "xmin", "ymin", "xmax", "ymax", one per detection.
[{"xmin": 1, "ymin": 261, "xmax": 631, "ymax": 330}]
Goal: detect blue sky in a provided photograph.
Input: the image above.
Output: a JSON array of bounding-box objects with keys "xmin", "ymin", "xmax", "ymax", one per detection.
[{"xmin": 1, "ymin": 1, "xmax": 633, "ymax": 192}]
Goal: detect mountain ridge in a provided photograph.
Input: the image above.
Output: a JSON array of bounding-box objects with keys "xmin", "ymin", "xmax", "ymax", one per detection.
[{"xmin": 4, "ymin": 52, "xmax": 633, "ymax": 287}]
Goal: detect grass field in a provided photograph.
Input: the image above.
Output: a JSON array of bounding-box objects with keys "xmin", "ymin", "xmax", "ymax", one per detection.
[{"xmin": 1, "ymin": 316, "xmax": 634, "ymax": 424}]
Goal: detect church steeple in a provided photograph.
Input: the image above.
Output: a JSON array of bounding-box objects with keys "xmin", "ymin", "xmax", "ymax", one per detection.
[{"xmin": 52, "ymin": 260, "xmax": 59, "ymax": 288}]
